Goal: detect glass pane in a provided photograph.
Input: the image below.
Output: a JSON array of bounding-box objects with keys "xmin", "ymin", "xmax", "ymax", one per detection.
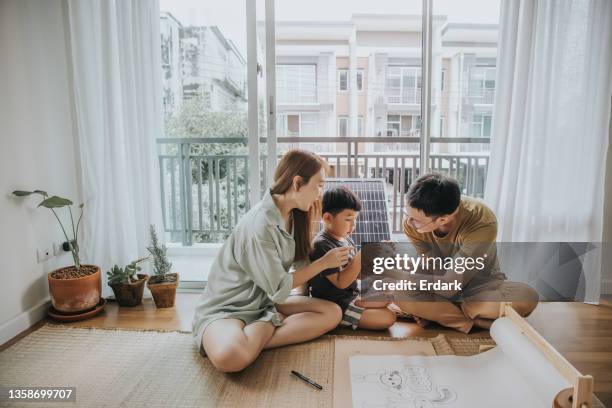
[
  {"xmin": 273, "ymin": 0, "xmax": 421, "ymax": 234},
  {"xmin": 159, "ymin": 0, "xmax": 250, "ymax": 255},
  {"xmin": 431, "ymin": 0, "xmax": 501, "ymax": 198}
]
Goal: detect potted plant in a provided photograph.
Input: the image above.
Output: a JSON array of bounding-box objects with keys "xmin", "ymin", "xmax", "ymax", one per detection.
[
  {"xmin": 12, "ymin": 190, "xmax": 101, "ymax": 314},
  {"xmin": 106, "ymin": 257, "xmax": 149, "ymax": 307},
  {"xmin": 146, "ymin": 225, "xmax": 178, "ymax": 308}
]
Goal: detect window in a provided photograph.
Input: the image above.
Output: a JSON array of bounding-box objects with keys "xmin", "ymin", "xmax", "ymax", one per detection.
[
  {"xmin": 337, "ymin": 116, "xmax": 364, "ymax": 137},
  {"xmin": 386, "ymin": 66, "xmax": 421, "ymax": 104},
  {"xmin": 471, "ymin": 113, "xmax": 492, "ymax": 138},
  {"xmin": 439, "ymin": 115, "xmax": 445, "ymax": 137},
  {"xmin": 338, "ymin": 116, "xmax": 349, "ymax": 137},
  {"xmin": 276, "ymin": 64, "xmax": 317, "ymax": 104},
  {"xmin": 338, "ymin": 68, "xmax": 364, "ymax": 91},
  {"xmin": 387, "ymin": 114, "xmax": 421, "ymax": 137},
  {"xmin": 338, "ymin": 69, "xmax": 348, "ymax": 91},
  {"xmin": 471, "ymin": 66, "xmax": 496, "ymax": 104},
  {"xmin": 441, "ymin": 69, "xmax": 446, "ymax": 91},
  {"xmin": 387, "ymin": 114, "xmax": 401, "ymax": 136}
]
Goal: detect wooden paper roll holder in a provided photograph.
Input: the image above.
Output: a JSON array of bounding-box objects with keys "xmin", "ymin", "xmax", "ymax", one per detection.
[{"xmin": 498, "ymin": 302, "xmax": 594, "ymax": 408}]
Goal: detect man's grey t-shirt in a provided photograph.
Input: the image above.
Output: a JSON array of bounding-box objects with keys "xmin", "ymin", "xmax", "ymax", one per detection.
[{"xmin": 308, "ymin": 230, "xmax": 358, "ymax": 311}]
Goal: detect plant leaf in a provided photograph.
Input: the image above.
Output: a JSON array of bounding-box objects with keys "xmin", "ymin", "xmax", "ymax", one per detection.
[
  {"xmin": 12, "ymin": 190, "xmax": 33, "ymax": 196},
  {"xmin": 38, "ymin": 196, "xmax": 73, "ymax": 208},
  {"xmin": 33, "ymin": 190, "xmax": 48, "ymax": 196}
]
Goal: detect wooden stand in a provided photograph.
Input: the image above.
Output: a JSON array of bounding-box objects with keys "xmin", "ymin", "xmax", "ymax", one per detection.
[{"xmin": 498, "ymin": 302, "xmax": 594, "ymax": 408}]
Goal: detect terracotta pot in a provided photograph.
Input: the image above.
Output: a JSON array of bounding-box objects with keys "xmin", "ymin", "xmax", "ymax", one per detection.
[
  {"xmin": 147, "ymin": 273, "xmax": 179, "ymax": 308},
  {"xmin": 48, "ymin": 265, "xmax": 101, "ymax": 313},
  {"xmin": 109, "ymin": 273, "xmax": 149, "ymax": 307}
]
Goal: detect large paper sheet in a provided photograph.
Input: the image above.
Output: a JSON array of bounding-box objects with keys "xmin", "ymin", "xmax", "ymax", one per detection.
[{"xmin": 348, "ymin": 318, "xmax": 570, "ymax": 408}]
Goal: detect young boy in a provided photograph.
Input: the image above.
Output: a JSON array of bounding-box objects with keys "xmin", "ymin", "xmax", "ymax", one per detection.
[{"xmin": 308, "ymin": 186, "xmax": 396, "ymax": 330}]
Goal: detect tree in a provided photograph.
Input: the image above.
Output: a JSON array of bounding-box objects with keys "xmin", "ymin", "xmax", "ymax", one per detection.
[{"xmin": 163, "ymin": 92, "xmax": 249, "ymax": 243}]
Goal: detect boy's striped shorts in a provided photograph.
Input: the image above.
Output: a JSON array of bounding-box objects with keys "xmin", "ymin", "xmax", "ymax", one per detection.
[{"xmin": 340, "ymin": 298, "xmax": 365, "ymax": 330}]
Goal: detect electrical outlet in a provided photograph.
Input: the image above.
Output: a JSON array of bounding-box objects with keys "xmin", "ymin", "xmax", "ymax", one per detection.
[{"xmin": 36, "ymin": 247, "xmax": 54, "ymax": 263}]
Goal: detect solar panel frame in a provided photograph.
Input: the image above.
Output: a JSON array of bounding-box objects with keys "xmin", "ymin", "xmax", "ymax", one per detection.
[{"xmin": 313, "ymin": 178, "xmax": 392, "ymax": 248}]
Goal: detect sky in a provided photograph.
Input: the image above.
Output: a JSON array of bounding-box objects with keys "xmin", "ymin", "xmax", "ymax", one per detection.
[{"xmin": 159, "ymin": 0, "xmax": 501, "ymax": 56}]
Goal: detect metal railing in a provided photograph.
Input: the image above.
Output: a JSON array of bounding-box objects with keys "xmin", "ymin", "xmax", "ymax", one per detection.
[{"xmin": 158, "ymin": 136, "xmax": 490, "ymax": 245}]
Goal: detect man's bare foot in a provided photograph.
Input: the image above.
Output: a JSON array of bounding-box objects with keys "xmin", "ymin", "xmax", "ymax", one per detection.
[{"xmin": 413, "ymin": 316, "xmax": 431, "ymax": 328}]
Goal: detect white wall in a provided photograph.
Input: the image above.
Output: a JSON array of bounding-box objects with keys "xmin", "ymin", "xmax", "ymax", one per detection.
[
  {"xmin": 603, "ymin": 102, "xmax": 612, "ymax": 294},
  {"xmin": 0, "ymin": 0, "xmax": 81, "ymax": 344}
]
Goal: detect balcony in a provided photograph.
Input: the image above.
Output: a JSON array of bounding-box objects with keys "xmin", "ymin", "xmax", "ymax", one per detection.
[
  {"xmin": 386, "ymin": 88, "xmax": 422, "ymax": 105},
  {"xmin": 157, "ymin": 137, "xmax": 490, "ymax": 246}
]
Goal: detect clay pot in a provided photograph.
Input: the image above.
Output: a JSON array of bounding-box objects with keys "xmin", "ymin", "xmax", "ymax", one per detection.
[
  {"xmin": 48, "ymin": 265, "xmax": 101, "ymax": 313},
  {"xmin": 147, "ymin": 273, "xmax": 179, "ymax": 308},
  {"xmin": 109, "ymin": 274, "xmax": 149, "ymax": 307}
]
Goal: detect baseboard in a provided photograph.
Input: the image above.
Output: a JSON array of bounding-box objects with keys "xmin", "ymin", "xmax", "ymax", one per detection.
[
  {"xmin": 602, "ymin": 279, "xmax": 612, "ymax": 295},
  {"xmin": 0, "ymin": 297, "xmax": 51, "ymax": 347}
]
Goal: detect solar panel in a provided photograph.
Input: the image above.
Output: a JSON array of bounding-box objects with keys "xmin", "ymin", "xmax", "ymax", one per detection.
[{"xmin": 314, "ymin": 178, "xmax": 391, "ymax": 248}]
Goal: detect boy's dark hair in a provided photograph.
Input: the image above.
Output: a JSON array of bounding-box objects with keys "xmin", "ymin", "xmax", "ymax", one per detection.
[
  {"xmin": 322, "ymin": 186, "xmax": 362, "ymax": 215},
  {"xmin": 406, "ymin": 173, "xmax": 461, "ymax": 217}
]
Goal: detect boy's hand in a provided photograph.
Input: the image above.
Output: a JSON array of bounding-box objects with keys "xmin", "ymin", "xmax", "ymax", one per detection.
[{"xmin": 321, "ymin": 246, "xmax": 353, "ymax": 270}]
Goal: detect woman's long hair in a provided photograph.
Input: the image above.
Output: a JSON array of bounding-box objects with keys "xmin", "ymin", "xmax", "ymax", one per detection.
[{"xmin": 270, "ymin": 149, "xmax": 327, "ymax": 261}]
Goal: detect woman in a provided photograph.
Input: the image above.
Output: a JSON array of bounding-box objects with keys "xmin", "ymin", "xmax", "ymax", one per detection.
[{"xmin": 192, "ymin": 149, "xmax": 352, "ymax": 372}]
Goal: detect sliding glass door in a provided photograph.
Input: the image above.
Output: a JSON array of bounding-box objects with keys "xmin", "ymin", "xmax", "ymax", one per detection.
[{"xmin": 155, "ymin": 0, "xmax": 502, "ymax": 254}]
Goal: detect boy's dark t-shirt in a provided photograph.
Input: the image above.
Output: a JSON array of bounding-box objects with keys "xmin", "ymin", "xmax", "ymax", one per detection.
[{"xmin": 308, "ymin": 230, "xmax": 358, "ymax": 311}]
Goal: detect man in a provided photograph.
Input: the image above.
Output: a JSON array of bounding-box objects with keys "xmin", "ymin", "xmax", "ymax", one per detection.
[{"xmin": 395, "ymin": 173, "xmax": 538, "ymax": 333}]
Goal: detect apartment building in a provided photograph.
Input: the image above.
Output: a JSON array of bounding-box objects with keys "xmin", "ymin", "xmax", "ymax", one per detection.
[
  {"xmin": 271, "ymin": 14, "xmax": 497, "ymax": 155},
  {"xmin": 160, "ymin": 11, "xmax": 247, "ymax": 117}
]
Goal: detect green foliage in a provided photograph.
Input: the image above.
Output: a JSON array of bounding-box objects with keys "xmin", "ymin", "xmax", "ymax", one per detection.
[
  {"xmin": 163, "ymin": 92, "xmax": 251, "ymax": 244},
  {"xmin": 165, "ymin": 93, "xmax": 247, "ymax": 142},
  {"xmin": 12, "ymin": 190, "xmax": 84, "ymax": 273},
  {"xmin": 106, "ymin": 257, "xmax": 149, "ymax": 286},
  {"xmin": 147, "ymin": 225, "xmax": 172, "ymax": 279}
]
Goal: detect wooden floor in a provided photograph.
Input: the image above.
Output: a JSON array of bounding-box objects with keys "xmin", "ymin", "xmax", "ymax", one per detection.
[{"xmin": 3, "ymin": 294, "xmax": 612, "ymax": 406}]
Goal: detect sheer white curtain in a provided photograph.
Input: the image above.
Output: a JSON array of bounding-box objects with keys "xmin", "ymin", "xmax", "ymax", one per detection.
[
  {"xmin": 485, "ymin": 0, "xmax": 612, "ymax": 302},
  {"xmin": 66, "ymin": 0, "xmax": 164, "ymax": 295}
]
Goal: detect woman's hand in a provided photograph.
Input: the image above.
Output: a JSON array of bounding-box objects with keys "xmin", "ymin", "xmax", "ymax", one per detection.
[
  {"xmin": 309, "ymin": 197, "xmax": 322, "ymax": 223},
  {"xmin": 320, "ymin": 246, "xmax": 353, "ymax": 270}
]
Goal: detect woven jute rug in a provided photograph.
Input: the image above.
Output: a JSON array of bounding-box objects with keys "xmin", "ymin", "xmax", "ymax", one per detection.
[{"xmin": 0, "ymin": 324, "xmax": 602, "ymax": 407}]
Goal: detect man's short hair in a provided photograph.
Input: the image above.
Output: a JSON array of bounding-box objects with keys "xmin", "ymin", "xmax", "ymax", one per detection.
[
  {"xmin": 322, "ymin": 186, "xmax": 362, "ymax": 215},
  {"xmin": 406, "ymin": 173, "xmax": 461, "ymax": 217}
]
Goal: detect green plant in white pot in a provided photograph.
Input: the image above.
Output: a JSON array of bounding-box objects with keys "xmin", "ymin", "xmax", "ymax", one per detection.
[
  {"xmin": 146, "ymin": 225, "xmax": 178, "ymax": 308},
  {"xmin": 12, "ymin": 189, "xmax": 101, "ymax": 314}
]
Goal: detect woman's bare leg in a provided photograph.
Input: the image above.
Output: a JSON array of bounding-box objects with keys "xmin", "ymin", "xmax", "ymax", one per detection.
[
  {"xmin": 202, "ymin": 318, "xmax": 275, "ymax": 372},
  {"xmin": 264, "ymin": 296, "xmax": 342, "ymax": 349}
]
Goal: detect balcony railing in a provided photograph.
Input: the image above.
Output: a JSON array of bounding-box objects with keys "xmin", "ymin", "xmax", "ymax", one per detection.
[
  {"xmin": 468, "ymin": 87, "xmax": 495, "ymax": 105},
  {"xmin": 386, "ymin": 88, "xmax": 422, "ymax": 105},
  {"xmin": 157, "ymin": 136, "xmax": 490, "ymax": 245}
]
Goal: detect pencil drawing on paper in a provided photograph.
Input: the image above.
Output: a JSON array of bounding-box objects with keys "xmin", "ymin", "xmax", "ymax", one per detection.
[{"xmin": 353, "ymin": 365, "xmax": 457, "ymax": 408}]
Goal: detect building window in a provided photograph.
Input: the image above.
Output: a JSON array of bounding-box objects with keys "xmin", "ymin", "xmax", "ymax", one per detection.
[
  {"xmin": 471, "ymin": 113, "xmax": 492, "ymax": 138},
  {"xmin": 338, "ymin": 116, "xmax": 349, "ymax": 137},
  {"xmin": 277, "ymin": 64, "xmax": 317, "ymax": 104},
  {"xmin": 356, "ymin": 69, "xmax": 364, "ymax": 91},
  {"xmin": 470, "ymin": 66, "xmax": 496, "ymax": 104},
  {"xmin": 337, "ymin": 69, "xmax": 364, "ymax": 91},
  {"xmin": 441, "ymin": 69, "xmax": 446, "ymax": 91},
  {"xmin": 338, "ymin": 69, "xmax": 349, "ymax": 91},
  {"xmin": 358, "ymin": 116, "xmax": 364, "ymax": 136},
  {"xmin": 439, "ymin": 115, "xmax": 445, "ymax": 137},
  {"xmin": 387, "ymin": 114, "xmax": 421, "ymax": 137},
  {"xmin": 386, "ymin": 66, "xmax": 422, "ymax": 104}
]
